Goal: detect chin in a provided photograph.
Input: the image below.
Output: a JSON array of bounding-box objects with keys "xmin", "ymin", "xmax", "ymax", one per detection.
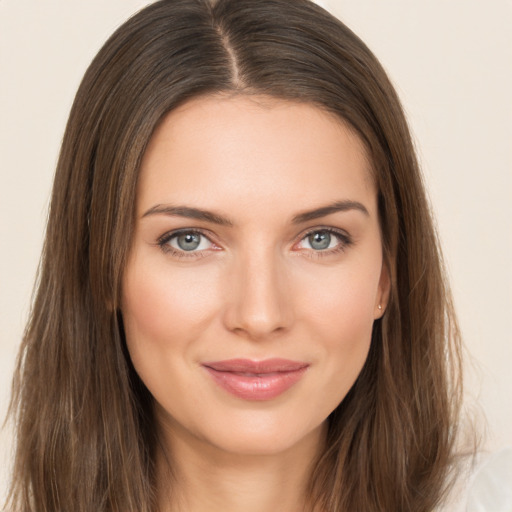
[{"xmin": 184, "ymin": 408, "xmax": 328, "ymax": 458}]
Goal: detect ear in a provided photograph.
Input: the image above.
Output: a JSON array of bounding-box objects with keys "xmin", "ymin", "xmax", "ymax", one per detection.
[{"xmin": 374, "ymin": 261, "xmax": 391, "ymax": 319}]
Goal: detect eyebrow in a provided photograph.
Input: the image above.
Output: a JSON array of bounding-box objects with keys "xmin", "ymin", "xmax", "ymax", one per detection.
[
  {"xmin": 142, "ymin": 204, "xmax": 234, "ymax": 226},
  {"xmin": 141, "ymin": 199, "xmax": 369, "ymax": 226},
  {"xmin": 291, "ymin": 200, "xmax": 369, "ymax": 224}
]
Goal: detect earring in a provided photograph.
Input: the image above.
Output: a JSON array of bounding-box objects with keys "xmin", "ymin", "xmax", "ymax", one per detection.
[{"xmin": 378, "ymin": 304, "xmax": 382, "ymax": 311}]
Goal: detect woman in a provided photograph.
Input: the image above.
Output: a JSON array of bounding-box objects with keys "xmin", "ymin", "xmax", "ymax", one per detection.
[{"xmin": 7, "ymin": 0, "xmax": 466, "ymax": 510}]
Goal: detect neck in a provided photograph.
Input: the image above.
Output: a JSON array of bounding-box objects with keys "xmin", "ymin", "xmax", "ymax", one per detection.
[{"xmin": 156, "ymin": 421, "xmax": 326, "ymax": 512}]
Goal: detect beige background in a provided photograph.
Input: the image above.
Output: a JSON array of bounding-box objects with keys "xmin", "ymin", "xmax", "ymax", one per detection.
[{"xmin": 1, "ymin": 0, "xmax": 511, "ymax": 500}]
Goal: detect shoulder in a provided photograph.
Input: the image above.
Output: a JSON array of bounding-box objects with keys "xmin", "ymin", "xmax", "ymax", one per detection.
[{"xmin": 438, "ymin": 448, "xmax": 512, "ymax": 512}]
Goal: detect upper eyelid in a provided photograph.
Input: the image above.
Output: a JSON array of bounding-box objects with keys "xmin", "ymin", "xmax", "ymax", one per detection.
[
  {"xmin": 157, "ymin": 227, "xmax": 216, "ymax": 244},
  {"xmin": 296, "ymin": 225, "xmax": 351, "ymax": 241},
  {"xmin": 301, "ymin": 226, "xmax": 348, "ymax": 235},
  {"xmin": 158, "ymin": 225, "xmax": 349, "ymax": 238}
]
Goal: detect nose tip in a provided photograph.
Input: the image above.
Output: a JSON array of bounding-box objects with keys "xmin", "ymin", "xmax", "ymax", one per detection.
[{"xmin": 222, "ymin": 257, "xmax": 293, "ymax": 340}]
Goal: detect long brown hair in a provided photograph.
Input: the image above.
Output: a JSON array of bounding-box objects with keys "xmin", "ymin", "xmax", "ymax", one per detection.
[{"xmin": 7, "ymin": 0, "xmax": 464, "ymax": 510}]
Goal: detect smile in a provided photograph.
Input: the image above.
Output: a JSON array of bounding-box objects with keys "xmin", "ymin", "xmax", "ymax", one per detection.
[{"xmin": 202, "ymin": 358, "xmax": 309, "ymax": 401}]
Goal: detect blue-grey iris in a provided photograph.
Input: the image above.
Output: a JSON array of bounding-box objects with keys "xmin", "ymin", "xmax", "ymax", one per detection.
[
  {"xmin": 308, "ymin": 231, "xmax": 331, "ymax": 250},
  {"xmin": 177, "ymin": 233, "xmax": 201, "ymax": 251}
]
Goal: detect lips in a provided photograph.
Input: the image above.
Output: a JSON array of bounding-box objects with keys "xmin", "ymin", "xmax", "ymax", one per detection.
[{"xmin": 202, "ymin": 358, "xmax": 309, "ymax": 401}]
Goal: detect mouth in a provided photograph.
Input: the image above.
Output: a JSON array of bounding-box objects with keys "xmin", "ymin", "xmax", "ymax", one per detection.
[{"xmin": 201, "ymin": 358, "xmax": 309, "ymax": 401}]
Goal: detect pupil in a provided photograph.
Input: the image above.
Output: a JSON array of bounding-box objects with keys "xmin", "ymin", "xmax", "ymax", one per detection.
[
  {"xmin": 309, "ymin": 231, "xmax": 331, "ymax": 250},
  {"xmin": 177, "ymin": 233, "xmax": 200, "ymax": 251}
]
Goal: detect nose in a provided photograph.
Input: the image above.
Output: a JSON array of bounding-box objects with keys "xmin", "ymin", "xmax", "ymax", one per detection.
[{"xmin": 222, "ymin": 248, "xmax": 294, "ymax": 340}]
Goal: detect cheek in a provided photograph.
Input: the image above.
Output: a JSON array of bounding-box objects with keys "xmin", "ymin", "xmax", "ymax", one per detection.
[
  {"xmin": 298, "ymin": 261, "xmax": 380, "ymax": 334},
  {"xmin": 294, "ymin": 260, "xmax": 379, "ymax": 396},
  {"xmin": 319, "ymin": 282, "xmax": 374, "ymax": 371},
  {"xmin": 121, "ymin": 257, "xmax": 222, "ymax": 366}
]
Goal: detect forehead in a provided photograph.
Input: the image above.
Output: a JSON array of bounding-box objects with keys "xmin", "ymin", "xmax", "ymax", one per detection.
[{"xmin": 137, "ymin": 94, "xmax": 376, "ymax": 218}]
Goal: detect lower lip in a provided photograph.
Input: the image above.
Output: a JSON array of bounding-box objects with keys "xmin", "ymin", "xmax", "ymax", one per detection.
[{"xmin": 203, "ymin": 366, "xmax": 308, "ymax": 401}]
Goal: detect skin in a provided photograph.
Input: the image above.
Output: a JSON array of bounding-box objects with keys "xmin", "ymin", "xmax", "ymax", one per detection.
[{"xmin": 122, "ymin": 94, "xmax": 390, "ymax": 511}]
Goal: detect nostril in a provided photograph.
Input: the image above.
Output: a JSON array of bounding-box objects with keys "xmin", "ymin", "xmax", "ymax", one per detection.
[{"xmin": 223, "ymin": 285, "xmax": 293, "ymax": 339}]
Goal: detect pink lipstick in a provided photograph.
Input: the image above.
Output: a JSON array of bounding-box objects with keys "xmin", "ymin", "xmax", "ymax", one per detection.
[{"xmin": 202, "ymin": 358, "xmax": 308, "ymax": 401}]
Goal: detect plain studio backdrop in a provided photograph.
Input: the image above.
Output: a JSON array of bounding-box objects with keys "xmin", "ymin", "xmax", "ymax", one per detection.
[{"xmin": 0, "ymin": 0, "xmax": 511, "ymax": 500}]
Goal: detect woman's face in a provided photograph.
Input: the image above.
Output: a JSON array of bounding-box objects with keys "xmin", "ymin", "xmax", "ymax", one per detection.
[{"xmin": 122, "ymin": 95, "xmax": 389, "ymax": 457}]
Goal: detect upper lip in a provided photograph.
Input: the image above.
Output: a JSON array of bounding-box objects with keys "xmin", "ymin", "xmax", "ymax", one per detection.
[{"xmin": 202, "ymin": 358, "xmax": 309, "ymax": 373}]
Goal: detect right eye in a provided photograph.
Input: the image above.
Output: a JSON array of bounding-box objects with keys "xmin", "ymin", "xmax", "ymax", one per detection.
[{"xmin": 157, "ymin": 230, "xmax": 216, "ymax": 256}]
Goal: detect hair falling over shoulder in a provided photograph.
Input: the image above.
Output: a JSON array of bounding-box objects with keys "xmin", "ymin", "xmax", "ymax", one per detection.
[{"xmin": 6, "ymin": 0, "xmax": 470, "ymax": 510}]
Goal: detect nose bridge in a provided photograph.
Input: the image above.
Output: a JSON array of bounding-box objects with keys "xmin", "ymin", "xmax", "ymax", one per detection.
[{"xmin": 224, "ymin": 243, "xmax": 292, "ymax": 338}]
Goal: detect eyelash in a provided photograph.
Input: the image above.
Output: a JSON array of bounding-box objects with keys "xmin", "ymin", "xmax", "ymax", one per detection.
[
  {"xmin": 156, "ymin": 229, "xmax": 217, "ymax": 259},
  {"xmin": 156, "ymin": 227, "xmax": 353, "ymax": 260}
]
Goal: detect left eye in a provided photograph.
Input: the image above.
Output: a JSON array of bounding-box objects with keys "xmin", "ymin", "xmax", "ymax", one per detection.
[
  {"xmin": 167, "ymin": 232, "xmax": 213, "ymax": 252},
  {"xmin": 297, "ymin": 230, "xmax": 344, "ymax": 251}
]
